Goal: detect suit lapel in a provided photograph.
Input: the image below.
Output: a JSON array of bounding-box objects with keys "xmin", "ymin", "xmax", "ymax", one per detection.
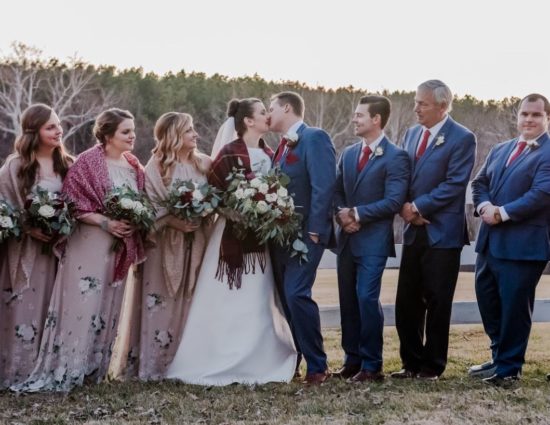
[
  {"xmin": 414, "ymin": 117, "xmax": 453, "ymax": 177},
  {"xmin": 352, "ymin": 137, "xmax": 388, "ymax": 193},
  {"xmin": 407, "ymin": 127, "xmax": 422, "ymax": 179},
  {"xmin": 277, "ymin": 123, "xmax": 306, "ymax": 169},
  {"xmin": 344, "ymin": 142, "xmax": 361, "ymax": 195}
]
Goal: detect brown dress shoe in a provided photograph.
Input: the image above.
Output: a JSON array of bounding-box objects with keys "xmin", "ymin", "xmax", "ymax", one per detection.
[
  {"xmin": 333, "ymin": 364, "xmax": 361, "ymax": 379},
  {"xmin": 303, "ymin": 370, "xmax": 330, "ymax": 386},
  {"xmin": 347, "ymin": 370, "xmax": 385, "ymax": 383},
  {"xmin": 390, "ymin": 369, "xmax": 417, "ymax": 379}
]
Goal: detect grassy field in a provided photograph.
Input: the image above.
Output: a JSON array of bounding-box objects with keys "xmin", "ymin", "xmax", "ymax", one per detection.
[{"xmin": 1, "ymin": 324, "xmax": 549, "ymax": 424}]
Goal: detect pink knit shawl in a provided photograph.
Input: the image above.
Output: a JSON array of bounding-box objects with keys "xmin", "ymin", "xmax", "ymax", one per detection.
[{"xmin": 62, "ymin": 144, "xmax": 146, "ymax": 282}]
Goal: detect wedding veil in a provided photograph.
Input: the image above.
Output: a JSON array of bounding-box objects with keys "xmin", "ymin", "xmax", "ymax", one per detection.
[{"xmin": 210, "ymin": 117, "xmax": 237, "ymax": 159}]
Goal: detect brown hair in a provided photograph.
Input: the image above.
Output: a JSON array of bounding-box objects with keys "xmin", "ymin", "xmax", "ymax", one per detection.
[
  {"xmin": 227, "ymin": 98, "xmax": 262, "ymax": 137},
  {"xmin": 14, "ymin": 103, "xmax": 73, "ymax": 196},
  {"xmin": 152, "ymin": 112, "xmax": 208, "ymax": 185},
  {"xmin": 359, "ymin": 95, "xmax": 392, "ymax": 129},
  {"xmin": 520, "ymin": 93, "xmax": 550, "ymax": 115},
  {"xmin": 270, "ymin": 91, "xmax": 305, "ymax": 118},
  {"xmin": 93, "ymin": 108, "xmax": 134, "ymax": 146}
]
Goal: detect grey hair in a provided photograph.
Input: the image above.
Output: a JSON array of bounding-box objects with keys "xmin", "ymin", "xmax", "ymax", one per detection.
[{"xmin": 418, "ymin": 80, "xmax": 453, "ymax": 113}]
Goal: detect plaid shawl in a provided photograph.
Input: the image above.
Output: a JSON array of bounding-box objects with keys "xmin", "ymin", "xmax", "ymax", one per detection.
[
  {"xmin": 209, "ymin": 138, "xmax": 273, "ymax": 289},
  {"xmin": 62, "ymin": 144, "xmax": 146, "ymax": 283}
]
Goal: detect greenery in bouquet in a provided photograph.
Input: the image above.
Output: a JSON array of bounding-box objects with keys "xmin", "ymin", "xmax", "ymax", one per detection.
[
  {"xmin": 24, "ymin": 186, "xmax": 76, "ymax": 255},
  {"xmin": 0, "ymin": 199, "xmax": 22, "ymax": 244},
  {"xmin": 103, "ymin": 185, "xmax": 156, "ymax": 252},
  {"xmin": 221, "ymin": 167, "xmax": 308, "ymax": 262}
]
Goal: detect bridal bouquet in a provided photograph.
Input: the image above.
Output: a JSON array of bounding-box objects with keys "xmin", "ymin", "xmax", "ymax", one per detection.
[
  {"xmin": 163, "ymin": 179, "xmax": 221, "ymax": 241},
  {"xmin": 0, "ymin": 199, "xmax": 22, "ymax": 243},
  {"xmin": 104, "ymin": 185, "xmax": 156, "ymax": 252},
  {"xmin": 222, "ymin": 167, "xmax": 308, "ymax": 262},
  {"xmin": 24, "ymin": 186, "xmax": 76, "ymax": 255}
]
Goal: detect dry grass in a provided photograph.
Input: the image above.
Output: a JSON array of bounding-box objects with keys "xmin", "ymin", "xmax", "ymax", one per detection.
[{"xmin": 1, "ymin": 324, "xmax": 550, "ymax": 424}]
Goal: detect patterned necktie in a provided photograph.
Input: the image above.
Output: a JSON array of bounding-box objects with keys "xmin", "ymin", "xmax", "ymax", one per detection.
[
  {"xmin": 274, "ymin": 137, "xmax": 287, "ymax": 163},
  {"xmin": 416, "ymin": 129, "xmax": 431, "ymax": 160},
  {"xmin": 357, "ymin": 145, "xmax": 372, "ymax": 172},
  {"xmin": 507, "ymin": 141, "xmax": 527, "ymax": 166}
]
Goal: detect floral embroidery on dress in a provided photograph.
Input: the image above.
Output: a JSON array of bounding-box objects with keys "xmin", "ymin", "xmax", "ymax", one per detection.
[
  {"xmin": 15, "ymin": 324, "xmax": 37, "ymax": 343},
  {"xmin": 45, "ymin": 311, "xmax": 57, "ymax": 329},
  {"xmin": 78, "ymin": 277, "xmax": 101, "ymax": 295},
  {"xmin": 91, "ymin": 315, "xmax": 106, "ymax": 335},
  {"xmin": 146, "ymin": 293, "xmax": 165, "ymax": 311},
  {"xmin": 154, "ymin": 330, "xmax": 173, "ymax": 348}
]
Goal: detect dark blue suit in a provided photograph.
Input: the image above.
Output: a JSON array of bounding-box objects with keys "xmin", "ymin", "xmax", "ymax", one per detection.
[
  {"xmin": 334, "ymin": 137, "xmax": 409, "ymax": 372},
  {"xmin": 271, "ymin": 123, "xmax": 336, "ymax": 374},
  {"xmin": 472, "ymin": 132, "xmax": 550, "ymax": 377},
  {"xmin": 396, "ymin": 116, "xmax": 476, "ymax": 375}
]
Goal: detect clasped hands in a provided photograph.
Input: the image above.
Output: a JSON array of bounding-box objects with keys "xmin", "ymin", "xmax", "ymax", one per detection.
[
  {"xmin": 479, "ymin": 203, "xmax": 502, "ymax": 226},
  {"xmin": 399, "ymin": 202, "xmax": 430, "ymax": 226},
  {"xmin": 336, "ymin": 208, "xmax": 361, "ymax": 234}
]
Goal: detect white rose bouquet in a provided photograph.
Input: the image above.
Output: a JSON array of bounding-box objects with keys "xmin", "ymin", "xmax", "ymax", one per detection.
[
  {"xmin": 162, "ymin": 179, "xmax": 221, "ymax": 241},
  {"xmin": 104, "ymin": 184, "xmax": 156, "ymax": 252},
  {"xmin": 24, "ymin": 186, "xmax": 76, "ymax": 255},
  {"xmin": 221, "ymin": 167, "xmax": 308, "ymax": 262},
  {"xmin": 0, "ymin": 199, "xmax": 22, "ymax": 244}
]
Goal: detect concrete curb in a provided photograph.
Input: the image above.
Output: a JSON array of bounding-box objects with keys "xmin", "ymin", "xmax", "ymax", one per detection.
[{"xmin": 319, "ymin": 299, "xmax": 550, "ymax": 328}]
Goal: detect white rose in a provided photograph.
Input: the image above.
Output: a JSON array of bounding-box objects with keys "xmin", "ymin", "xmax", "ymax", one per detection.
[
  {"xmin": 256, "ymin": 201, "xmax": 269, "ymax": 214},
  {"xmin": 192, "ymin": 189, "xmax": 204, "ymax": 201},
  {"xmin": 258, "ymin": 183, "xmax": 269, "ymax": 195},
  {"xmin": 234, "ymin": 188, "xmax": 245, "ymax": 199},
  {"xmin": 38, "ymin": 205, "xmax": 55, "ymax": 218},
  {"xmin": 132, "ymin": 201, "xmax": 144, "ymax": 211},
  {"xmin": 0, "ymin": 216, "xmax": 14, "ymax": 229},
  {"xmin": 277, "ymin": 198, "xmax": 287, "ymax": 208},
  {"xmin": 120, "ymin": 198, "xmax": 135, "ymax": 210},
  {"xmin": 265, "ymin": 193, "xmax": 278, "ymax": 203},
  {"xmin": 277, "ymin": 187, "xmax": 288, "ymax": 198},
  {"xmin": 178, "ymin": 185, "xmax": 191, "ymax": 194},
  {"xmin": 287, "ymin": 197, "xmax": 295, "ymax": 208},
  {"xmin": 244, "ymin": 188, "xmax": 256, "ymax": 198},
  {"xmin": 250, "ymin": 178, "xmax": 262, "ymax": 188}
]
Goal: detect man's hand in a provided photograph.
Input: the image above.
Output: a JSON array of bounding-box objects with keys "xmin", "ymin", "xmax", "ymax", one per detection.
[
  {"xmin": 336, "ymin": 208, "xmax": 355, "ymax": 227},
  {"xmin": 309, "ymin": 233, "xmax": 320, "ymax": 244},
  {"xmin": 480, "ymin": 205, "xmax": 502, "ymax": 226},
  {"xmin": 411, "ymin": 215, "xmax": 430, "ymax": 226},
  {"xmin": 343, "ymin": 221, "xmax": 361, "ymax": 234},
  {"xmin": 400, "ymin": 202, "xmax": 417, "ymax": 223}
]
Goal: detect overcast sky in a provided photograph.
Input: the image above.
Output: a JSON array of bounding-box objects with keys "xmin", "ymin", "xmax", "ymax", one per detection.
[{"xmin": 1, "ymin": 0, "xmax": 549, "ymax": 101}]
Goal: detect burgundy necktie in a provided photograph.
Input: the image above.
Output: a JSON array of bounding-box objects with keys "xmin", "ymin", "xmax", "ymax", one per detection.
[
  {"xmin": 357, "ymin": 145, "xmax": 372, "ymax": 172},
  {"xmin": 507, "ymin": 141, "xmax": 527, "ymax": 166},
  {"xmin": 274, "ymin": 137, "xmax": 287, "ymax": 163},
  {"xmin": 416, "ymin": 129, "xmax": 431, "ymax": 161}
]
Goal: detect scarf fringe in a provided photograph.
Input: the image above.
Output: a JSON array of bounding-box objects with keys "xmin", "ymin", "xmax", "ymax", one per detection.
[{"xmin": 216, "ymin": 251, "xmax": 266, "ymax": 290}]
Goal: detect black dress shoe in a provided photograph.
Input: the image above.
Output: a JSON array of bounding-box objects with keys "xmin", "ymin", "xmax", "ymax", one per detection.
[
  {"xmin": 333, "ymin": 364, "xmax": 361, "ymax": 379},
  {"xmin": 482, "ymin": 374, "xmax": 519, "ymax": 388},
  {"xmin": 468, "ymin": 360, "xmax": 496, "ymax": 379},
  {"xmin": 390, "ymin": 368, "xmax": 417, "ymax": 379},
  {"xmin": 347, "ymin": 370, "xmax": 385, "ymax": 383}
]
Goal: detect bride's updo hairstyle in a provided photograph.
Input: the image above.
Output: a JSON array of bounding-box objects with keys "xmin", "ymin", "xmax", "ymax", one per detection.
[{"xmin": 227, "ymin": 98, "xmax": 262, "ymax": 137}]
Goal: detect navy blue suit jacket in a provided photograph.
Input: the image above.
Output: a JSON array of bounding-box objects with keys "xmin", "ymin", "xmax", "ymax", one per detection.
[
  {"xmin": 334, "ymin": 137, "xmax": 410, "ymax": 257},
  {"xmin": 403, "ymin": 116, "xmax": 476, "ymax": 248},
  {"xmin": 274, "ymin": 123, "xmax": 337, "ymax": 246},
  {"xmin": 472, "ymin": 132, "xmax": 550, "ymax": 261}
]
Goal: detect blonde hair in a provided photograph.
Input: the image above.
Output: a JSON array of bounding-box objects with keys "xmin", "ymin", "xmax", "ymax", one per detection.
[{"xmin": 152, "ymin": 112, "xmax": 208, "ymax": 185}]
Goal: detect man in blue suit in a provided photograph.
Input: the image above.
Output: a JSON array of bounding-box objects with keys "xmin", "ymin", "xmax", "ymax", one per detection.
[
  {"xmin": 392, "ymin": 80, "xmax": 476, "ymax": 380},
  {"xmin": 268, "ymin": 91, "xmax": 336, "ymax": 385},
  {"xmin": 470, "ymin": 93, "xmax": 550, "ymax": 386},
  {"xmin": 333, "ymin": 95, "xmax": 410, "ymax": 382}
]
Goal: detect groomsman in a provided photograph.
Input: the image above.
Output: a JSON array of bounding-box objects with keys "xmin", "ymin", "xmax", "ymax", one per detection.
[
  {"xmin": 470, "ymin": 93, "xmax": 550, "ymax": 386},
  {"xmin": 334, "ymin": 95, "xmax": 409, "ymax": 382},
  {"xmin": 393, "ymin": 80, "xmax": 476, "ymax": 380},
  {"xmin": 268, "ymin": 91, "xmax": 336, "ymax": 385}
]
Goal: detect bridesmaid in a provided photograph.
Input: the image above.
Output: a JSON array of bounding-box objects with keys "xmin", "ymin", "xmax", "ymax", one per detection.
[
  {"xmin": 11, "ymin": 108, "xmax": 146, "ymax": 392},
  {"xmin": 137, "ymin": 112, "xmax": 211, "ymax": 380},
  {"xmin": 0, "ymin": 104, "xmax": 72, "ymax": 389}
]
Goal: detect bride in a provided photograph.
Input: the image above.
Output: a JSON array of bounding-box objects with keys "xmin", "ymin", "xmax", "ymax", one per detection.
[{"xmin": 166, "ymin": 98, "xmax": 296, "ymax": 385}]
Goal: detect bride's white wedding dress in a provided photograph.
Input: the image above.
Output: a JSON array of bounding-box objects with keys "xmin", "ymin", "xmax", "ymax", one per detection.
[{"xmin": 166, "ymin": 147, "xmax": 296, "ymax": 385}]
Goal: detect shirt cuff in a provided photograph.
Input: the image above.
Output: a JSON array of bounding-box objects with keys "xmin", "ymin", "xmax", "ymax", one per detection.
[
  {"xmin": 412, "ymin": 202, "xmax": 422, "ymax": 216},
  {"xmin": 308, "ymin": 232, "xmax": 319, "ymax": 236},
  {"xmin": 353, "ymin": 207, "xmax": 360, "ymax": 222},
  {"xmin": 499, "ymin": 207, "xmax": 510, "ymax": 222},
  {"xmin": 477, "ymin": 201, "xmax": 491, "ymax": 215}
]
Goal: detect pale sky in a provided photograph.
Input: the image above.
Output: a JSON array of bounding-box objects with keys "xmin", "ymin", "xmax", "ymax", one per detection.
[{"xmin": 1, "ymin": 0, "xmax": 549, "ymax": 101}]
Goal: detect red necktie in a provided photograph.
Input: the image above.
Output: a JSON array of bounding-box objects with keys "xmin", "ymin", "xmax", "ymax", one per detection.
[
  {"xmin": 357, "ymin": 145, "xmax": 372, "ymax": 172},
  {"xmin": 416, "ymin": 129, "xmax": 431, "ymax": 161},
  {"xmin": 507, "ymin": 141, "xmax": 527, "ymax": 166},
  {"xmin": 274, "ymin": 137, "xmax": 287, "ymax": 163}
]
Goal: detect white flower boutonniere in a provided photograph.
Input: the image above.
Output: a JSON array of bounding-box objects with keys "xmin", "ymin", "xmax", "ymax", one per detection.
[
  {"xmin": 374, "ymin": 146, "xmax": 384, "ymax": 157},
  {"xmin": 435, "ymin": 135, "xmax": 445, "ymax": 147},
  {"xmin": 284, "ymin": 131, "xmax": 299, "ymax": 148},
  {"xmin": 527, "ymin": 140, "xmax": 540, "ymax": 150}
]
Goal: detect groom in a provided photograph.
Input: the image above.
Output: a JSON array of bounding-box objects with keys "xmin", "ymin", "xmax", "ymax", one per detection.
[{"xmin": 269, "ymin": 91, "xmax": 336, "ymax": 385}]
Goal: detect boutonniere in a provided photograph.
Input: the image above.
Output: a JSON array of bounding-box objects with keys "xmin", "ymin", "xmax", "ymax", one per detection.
[
  {"xmin": 374, "ymin": 146, "xmax": 384, "ymax": 157},
  {"xmin": 435, "ymin": 135, "xmax": 445, "ymax": 146},
  {"xmin": 285, "ymin": 151, "xmax": 300, "ymax": 165},
  {"xmin": 284, "ymin": 131, "xmax": 299, "ymax": 148},
  {"xmin": 527, "ymin": 140, "xmax": 540, "ymax": 150}
]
